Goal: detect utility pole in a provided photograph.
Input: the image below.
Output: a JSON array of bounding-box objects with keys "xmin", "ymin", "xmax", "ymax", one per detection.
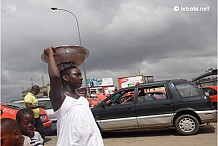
[
  {"xmin": 31, "ymin": 78, "xmax": 33, "ymax": 86},
  {"xmin": 42, "ymin": 75, "xmax": 44, "ymax": 87},
  {"xmin": 51, "ymin": 7, "xmax": 90, "ymax": 96},
  {"xmin": 138, "ymin": 69, "xmax": 141, "ymax": 75}
]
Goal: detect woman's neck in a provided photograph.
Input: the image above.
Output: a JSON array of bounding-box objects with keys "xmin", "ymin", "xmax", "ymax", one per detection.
[
  {"xmin": 63, "ymin": 87, "xmax": 80, "ymax": 99},
  {"xmin": 64, "ymin": 92, "xmax": 80, "ymax": 99},
  {"xmin": 63, "ymin": 86, "xmax": 76, "ymax": 93}
]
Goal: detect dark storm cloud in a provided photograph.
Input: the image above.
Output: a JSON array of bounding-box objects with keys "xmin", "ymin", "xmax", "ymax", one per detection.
[{"xmin": 1, "ymin": 0, "xmax": 217, "ymax": 99}]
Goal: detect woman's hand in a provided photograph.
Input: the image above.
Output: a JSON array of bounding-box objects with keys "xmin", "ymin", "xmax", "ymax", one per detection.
[{"xmin": 44, "ymin": 47, "xmax": 54, "ymax": 56}]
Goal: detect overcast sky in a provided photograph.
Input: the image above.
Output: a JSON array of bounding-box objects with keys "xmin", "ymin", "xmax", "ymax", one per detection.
[{"xmin": 1, "ymin": 0, "xmax": 217, "ymax": 102}]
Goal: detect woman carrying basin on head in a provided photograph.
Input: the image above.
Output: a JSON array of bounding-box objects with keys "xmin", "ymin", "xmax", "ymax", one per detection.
[{"xmin": 43, "ymin": 47, "xmax": 104, "ymax": 146}]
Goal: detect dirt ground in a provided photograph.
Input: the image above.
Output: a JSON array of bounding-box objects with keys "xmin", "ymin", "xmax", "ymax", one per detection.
[{"xmin": 44, "ymin": 122, "xmax": 217, "ymax": 146}]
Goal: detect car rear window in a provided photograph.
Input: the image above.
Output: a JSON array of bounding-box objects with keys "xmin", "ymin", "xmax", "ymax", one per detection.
[{"xmin": 174, "ymin": 83, "xmax": 204, "ymax": 101}]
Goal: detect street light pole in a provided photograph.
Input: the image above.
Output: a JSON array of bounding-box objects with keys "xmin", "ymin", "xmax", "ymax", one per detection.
[{"xmin": 51, "ymin": 7, "xmax": 89, "ymax": 96}]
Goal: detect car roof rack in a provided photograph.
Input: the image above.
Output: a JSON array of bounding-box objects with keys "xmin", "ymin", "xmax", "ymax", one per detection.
[
  {"xmin": 155, "ymin": 79, "xmax": 187, "ymax": 82},
  {"xmin": 132, "ymin": 79, "xmax": 188, "ymax": 88},
  {"xmin": 148, "ymin": 79, "xmax": 187, "ymax": 84}
]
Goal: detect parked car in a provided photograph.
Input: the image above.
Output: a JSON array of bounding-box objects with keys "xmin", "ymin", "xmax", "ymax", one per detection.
[
  {"xmin": 87, "ymin": 94, "xmax": 106, "ymax": 107},
  {"xmin": 10, "ymin": 97, "xmax": 57, "ymax": 132},
  {"xmin": 201, "ymin": 86, "xmax": 217, "ymax": 109},
  {"xmin": 87, "ymin": 98, "xmax": 101, "ymax": 107},
  {"xmin": 0, "ymin": 102, "xmax": 52, "ymax": 135},
  {"xmin": 91, "ymin": 79, "xmax": 217, "ymax": 136},
  {"xmin": 95, "ymin": 94, "xmax": 107, "ymax": 101},
  {"xmin": 11, "ymin": 97, "xmax": 56, "ymax": 123}
]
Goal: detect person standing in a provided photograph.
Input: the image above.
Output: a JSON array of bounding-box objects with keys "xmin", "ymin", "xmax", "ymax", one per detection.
[
  {"xmin": 44, "ymin": 47, "xmax": 104, "ymax": 146},
  {"xmin": 16, "ymin": 109, "xmax": 44, "ymax": 146},
  {"xmin": 24, "ymin": 85, "xmax": 46, "ymax": 140}
]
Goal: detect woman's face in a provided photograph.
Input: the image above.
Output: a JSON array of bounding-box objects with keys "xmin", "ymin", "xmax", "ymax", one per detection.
[
  {"xmin": 19, "ymin": 114, "xmax": 35, "ymax": 136},
  {"xmin": 65, "ymin": 68, "xmax": 83, "ymax": 89}
]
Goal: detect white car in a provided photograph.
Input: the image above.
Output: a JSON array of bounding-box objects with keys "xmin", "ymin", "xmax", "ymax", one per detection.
[{"xmin": 10, "ymin": 97, "xmax": 57, "ymax": 131}]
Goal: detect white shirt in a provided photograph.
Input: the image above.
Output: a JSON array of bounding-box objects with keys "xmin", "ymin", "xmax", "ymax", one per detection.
[
  {"xmin": 54, "ymin": 96, "xmax": 104, "ymax": 146},
  {"xmin": 22, "ymin": 135, "xmax": 32, "ymax": 146},
  {"xmin": 30, "ymin": 131, "xmax": 44, "ymax": 146}
]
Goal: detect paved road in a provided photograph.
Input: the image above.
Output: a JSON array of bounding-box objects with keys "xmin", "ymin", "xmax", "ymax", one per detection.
[{"xmin": 45, "ymin": 122, "xmax": 217, "ymax": 146}]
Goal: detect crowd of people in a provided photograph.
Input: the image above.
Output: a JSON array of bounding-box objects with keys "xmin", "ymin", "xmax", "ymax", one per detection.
[
  {"xmin": 1, "ymin": 46, "xmax": 104, "ymax": 146},
  {"xmin": 1, "ymin": 110, "xmax": 44, "ymax": 146},
  {"xmin": 1, "ymin": 85, "xmax": 46, "ymax": 146}
]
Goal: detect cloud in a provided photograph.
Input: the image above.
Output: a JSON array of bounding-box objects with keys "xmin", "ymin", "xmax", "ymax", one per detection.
[{"xmin": 1, "ymin": 0, "xmax": 217, "ymax": 100}]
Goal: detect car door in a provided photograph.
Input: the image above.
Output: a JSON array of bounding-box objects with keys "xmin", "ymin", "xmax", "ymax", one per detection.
[
  {"xmin": 136, "ymin": 84, "xmax": 175, "ymax": 127},
  {"xmin": 93, "ymin": 87, "xmax": 138, "ymax": 131}
]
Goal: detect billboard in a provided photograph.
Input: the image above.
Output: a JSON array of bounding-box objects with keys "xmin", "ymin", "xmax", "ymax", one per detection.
[
  {"xmin": 104, "ymin": 86, "xmax": 116, "ymax": 97},
  {"xmin": 90, "ymin": 87, "xmax": 103, "ymax": 97},
  {"xmin": 87, "ymin": 78, "xmax": 113, "ymax": 87},
  {"xmin": 118, "ymin": 75, "xmax": 144, "ymax": 89}
]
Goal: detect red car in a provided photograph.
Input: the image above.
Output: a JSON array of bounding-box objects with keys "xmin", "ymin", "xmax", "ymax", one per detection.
[
  {"xmin": 86, "ymin": 98, "xmax": 102, "ymax": 107},
  {"xmin": 95, "ymin": 94, "xmax": 107, "ymax": 101},
  {"xmin": 0, "ymin": 102, "xmax": 52, "ymax": 134},
  {"xmin": 201, "ymin": 86, "xmax": 217, "ymax": 109},
  {"xmin": 86, "ymin": 94, "xmax": 106, "ymax": 107}
]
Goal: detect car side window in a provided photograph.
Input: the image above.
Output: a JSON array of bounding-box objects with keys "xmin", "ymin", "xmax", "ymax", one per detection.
[
  {"xmin": 137, "ymin": 86, "xmax": 167, "ymax": 103},
  {"xmin": 106, "ymin": 89, "xmax": 134, "ymax": 106},
  {"xmin": 175, "ymin": 83, "xmax": 200, "ymax": 97}
]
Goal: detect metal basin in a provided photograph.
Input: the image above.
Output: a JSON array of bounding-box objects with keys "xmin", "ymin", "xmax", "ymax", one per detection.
[{"xmin": 41, "ymin": 45, "xmax": 89, "ymax": 67}]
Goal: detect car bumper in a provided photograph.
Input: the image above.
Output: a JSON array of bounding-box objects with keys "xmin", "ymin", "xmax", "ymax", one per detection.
[
  {"xmin": 197, "ymin": 110, "xmax": 217, "ymax": 123},
  {"xmin": 43, "ymin": 120, "xmax": 52, "ymax": 135}
]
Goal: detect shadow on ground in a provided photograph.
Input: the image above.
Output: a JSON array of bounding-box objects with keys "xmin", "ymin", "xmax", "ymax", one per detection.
[
  {"xmin": 44, "ymin": 137, "xmax": 52, "ymax": 143},
  {"xmin": 102, "ymin": 123, "xmax": 216, "ymax": 139}
]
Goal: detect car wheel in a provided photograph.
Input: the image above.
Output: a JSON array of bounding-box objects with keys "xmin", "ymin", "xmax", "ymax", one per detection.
[{"xmin": 175, "ymin": 114, "xmax": 199, "ymax": 136}]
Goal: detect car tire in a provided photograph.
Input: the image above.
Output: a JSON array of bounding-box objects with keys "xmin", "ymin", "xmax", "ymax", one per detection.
[{"xmin": 175, "ymin": 114, "xmax": 199, "ymax": 136}]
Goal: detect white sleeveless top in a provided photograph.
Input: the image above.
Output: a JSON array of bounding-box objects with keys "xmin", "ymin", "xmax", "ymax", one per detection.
[{"xmin": 54, "ymin": 96, "xmax": 104, "ymax": 146}]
